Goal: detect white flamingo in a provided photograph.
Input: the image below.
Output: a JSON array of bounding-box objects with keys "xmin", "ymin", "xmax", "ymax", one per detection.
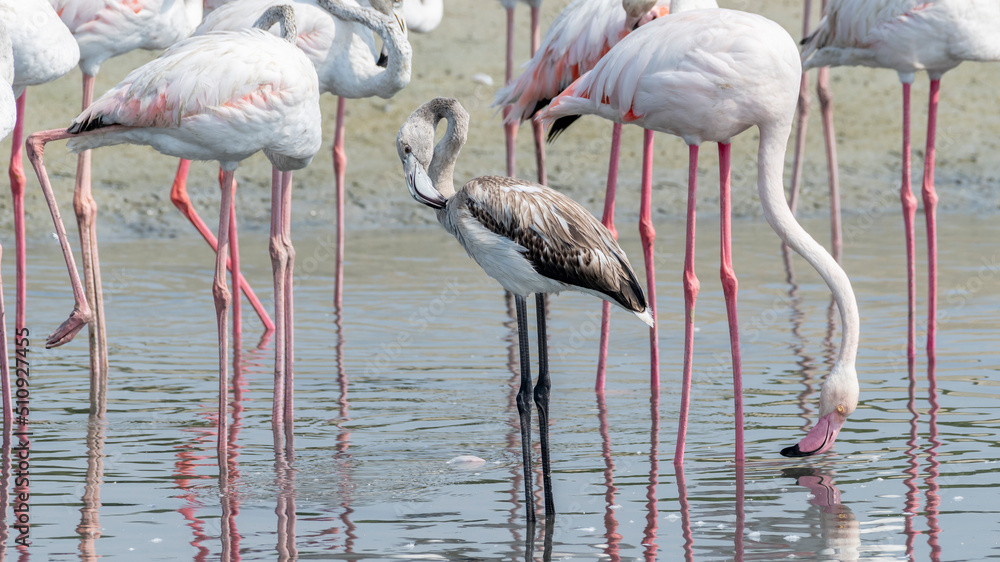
[
  {"xmin": 398, "ymin": 97, "xmax": 652, "ymax": 522},
  {"xmin": 539, "ymin": 7, "xmax": 861, "ymax": 463},
  {"xmin": 25, "ymin": 6, "xmax": 322, "ymax": 455},
  {"xmin": 403, "ymin": 0, "xmax": 442, "ymax": 32},
  {"xmin": 802, "ymin": 0, "xmax": 1000, "ymax": 358}
]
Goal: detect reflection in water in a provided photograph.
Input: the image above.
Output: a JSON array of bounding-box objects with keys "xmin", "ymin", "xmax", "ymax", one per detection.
[
  {"xmin": 925, "ymin": 357, "xmax": 942, "ymax": 561},
  {"xmin": 596, "ymin": 391, "xmax": 621, "ymax": 561},
  {"xmin": 77, "ymin": 417, "xmax": 106, "ymax": 559},
  {"xmin": 1, "ymin": 421, "xmax": 10, "ymax": 552},
  {"xmin": 784, "ymin": 467, "xmax": 860, "ymax": 560},
  {"xmin": 331, "ymin": 308, "xmax": 357, "ymax": 557},
  {"xmin": 675, "ymin": 464, "xmax": 694, "ymax": 562},
  {"xmin": 902, "ymin": 353, "xmax": 944, "ymax": 562},
  {"xmin": 642, "ymin": 395, "xmax": 659, "ymax": 562}
]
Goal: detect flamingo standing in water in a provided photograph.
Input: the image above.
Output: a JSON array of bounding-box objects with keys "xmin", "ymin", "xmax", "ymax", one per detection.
[
  {"xmin": 50, "ymin": 0, "xmax": 206, "ymax": 380},
  {"xmin": 1, "ymin": 0, "xmax": 79, "ymax": 383},
  {"xmin": 25, "ymin": 6, "xmax": 322, "ymax": 455},
  {"xmin": 185, "ymin": 0, "xmax": 411, "ymax": 316},
  {"xmin": 498, "ymin": 0, "xmax": 716, "ymax": 390},
  {"xmin": 539, "ymin": 7, "xmax": 861, "ymax": 463},
  {"xmin": 801, "ymin": 0, "xmax": 1000, "ymax": 358},
  {"xmin": 397, "ymin": 97, "xmax": 652, "ymax": 522},
  {"xmin": 788, "ymin": 0, "xmax": 841, "ymax": 262},
  {"xmin": 497, "ymin": 0, "xmax": 545, "ymax": 183}
]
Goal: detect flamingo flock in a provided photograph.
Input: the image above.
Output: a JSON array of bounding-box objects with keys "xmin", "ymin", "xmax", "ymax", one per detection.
[{"xmin": 0, "ymin": 0, "xmax": 997, "ymax": 527}]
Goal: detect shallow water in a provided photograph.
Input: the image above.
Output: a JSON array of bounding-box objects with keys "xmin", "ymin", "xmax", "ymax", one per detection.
[{"xmin": 2, "ymin": 210, "xmax": 999, "ymax": 560}]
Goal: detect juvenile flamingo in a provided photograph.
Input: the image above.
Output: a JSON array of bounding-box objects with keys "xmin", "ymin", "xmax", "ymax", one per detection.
[
  {"xmin": 186, "ymin": 0, "xmax": 411, "ymax": 311},
  {"xmin": 801, "ymin": 0, "xmax": 1000, "ymax": 357},
  {"xmin": 26, "ymin": 6, "xmax": 322, "ymax": 454},
  {"xmin": 0, "ymin": 0, "xmax": 79, "ymax": 379},
  {"xmin": 51, "ymin": 0, "xmax": 206, "ymax": 379},
  {"xmin": 539, "ymin": 8, "xmax": 861, "ymax": 462},
  {"xmin": 398, "ymin": 97, "xmax": 652, "ymax": 522}
]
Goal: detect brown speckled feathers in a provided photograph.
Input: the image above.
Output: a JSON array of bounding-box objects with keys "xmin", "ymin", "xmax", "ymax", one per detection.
[{"xmin": 453, "ymin": 176, "xmax": 647, "ymax": 314}]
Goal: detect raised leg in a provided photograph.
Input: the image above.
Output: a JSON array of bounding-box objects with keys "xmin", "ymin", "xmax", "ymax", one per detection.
[
  {"xmin": 817, "ymin": 65, "xmax": 842, "ymax": 261},
  {"xmin": 639, "ymin": 130, "xmax": 660, "ymax": 395},
  {"xmin": 718, "ymin": 143, "xmax": 744, "ymax": 463},
  {"xmin": 533, "ymin": 293, "xmax": 554, "ymax": 519},
  {"xmin": 595, "ymin": 122, "xmax": 622, "ymax": 390},
  {"xmin": 922, "ymin": 78, "xmax": 941, "ymax": 355},
  {"xmin": 169, "ymin": 159, "xmax": 275, "ymax": 332},
  {"xmin": 215, "ymin": 169, "xmax": 237, "ymax": 458},
  {"xmin": 900, "ymin": 81, "xmax": 918, "ymax": 359},
  {"xmin": 503, "ymin": 7, "xmax": 519, "ymax": 178},
  {"xmin": 269, "ymin": 168, "xmax": 288, "ymax": 430},
  {"xmin": 674, "ymin": 144, "xmax": 699, "ymax": 466},
  {"xmin": 514, "ymin": 294, "xmax": 536, "ymax": 523},
  {"xmin": 9, "ymin": 92, "xmax": 26, "ymax": 351},
  {"xmin": 24, "ymin": 129, "xmax": 93, "ymax": 347},
  {"xmin": 333, "ymin": 97, "xmax": 347, "ymax": 310}
]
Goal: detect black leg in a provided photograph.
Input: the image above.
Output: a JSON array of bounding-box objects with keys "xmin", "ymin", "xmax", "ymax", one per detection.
[
  {"xmin": 534, "ymin": 293, "xmax": 554, "ymax": 519},
  {"xmin": 514, "ymin": 294, "xmax": 536, "ymax": 523}
]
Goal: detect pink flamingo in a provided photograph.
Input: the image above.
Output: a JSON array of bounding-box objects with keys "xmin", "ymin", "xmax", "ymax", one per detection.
[
  {"xmin": 2, "ymin": 0, "xmax": 79, "ymax": 373},
  {"xmin": 497, "ymin": 0, "xmax": 544, "ymax": 182},
  {"xmin": 802, "ymin": 0, "xmax": 1000, "ymax": 358},
  {"xmin": 789, "ymin": 0, "xmax": 841, "ymax": 261},
  {"xmin": 539, "ymin": 7, "xmax": 861, "ymax": 463},
  {"xmin": 183, "ymin": 0, "xmax": 411, "ymax": 313},
  {"xmin": 50, "ymin": 0, "xmax": 206, "ymax": 380},
  {"xmin": 25, "ymin": 6, "xmax": 323, "ymax": 456},
  {"xmin": 494, "ymin": 0, "xmax": 673, "ymax": 388}
]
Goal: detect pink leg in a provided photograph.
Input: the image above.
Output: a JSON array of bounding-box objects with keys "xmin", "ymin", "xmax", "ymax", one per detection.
[
  {"xmin": 718, "ymin": 143, "xmax": 744, "ymax": 463},
  {"xmin": 817, "ymin": 65, "xmax": 842, "ymax": 261},
  {"xmin": 229, "ymin": 178, "xmax": 242, "ymax": 365},
  {"xmin": 24, "ymin": 129, "xmax": 93, "ymax": 347},
  {"xmin": 674, "ymin": 144, "xmax": 699, "ymax": 466},
  {"xmin": 900, "ymin": 82, "xmax": 918, "ymax": 359},
  {"xmin": 215, "ymin": 169, "xmax": 236, "ymax": 459},
  {"xmin": 922, "ymin": 79, "xmax": 941, "ymax": 355},
  {"xmin": 74, "ymin": 73, "xmax": 109, "ymax": 403},
  {"xmin": 269, "ymin": 168, "xmax": 288, "ymax": 429},
  {"xmin": 333, "ymin": 97, "xmax": 347, "ymax": 310},
  {"xmin": 9, "ymin": 93, "xmax": 26, "ymax": 351},
  {"xmin": 639, "ymin": 130, "xmax": 659, "ymax": 395},
  {"xmin": 280, "ymin": 170, "xmax": 296, "ymax": 447},
  {"xmin": 529, "ymin": 5, "xmax": 546, "ymax": 185},
  {"xmin": 595, "ymin": 123, "xmax": 622, "ymax": 391},
  {"xmin": 788, "ymin": 0, "xmax": 814, "ymax": 214},
  {"xmin": 169, "ymin": 159, "xmax": 275, "ymax": 332},
  {"xmin": 503, "ymin": 7, "xmax": 518, "ymax": 178}
]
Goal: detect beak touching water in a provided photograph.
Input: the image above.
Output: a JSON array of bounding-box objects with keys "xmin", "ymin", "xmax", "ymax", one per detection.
[
  {"xmin": 404, "ymin": 152, "xmax": 446, "ymax": 209},
  {"xmin": 780, "ymin": 411, "xmax": 846, "ymax": 457}
]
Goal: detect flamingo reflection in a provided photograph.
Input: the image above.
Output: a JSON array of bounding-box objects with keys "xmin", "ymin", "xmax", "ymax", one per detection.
[
  {"xmin": 77, "ymin": 417, "xmax": 106, "ymax": 559},
  {"xmin": 642, "ymin": 393, "xmax": 660, "ymax": 561},
  {"xmin": 783, "ymin": 467, "xmax": 860, "ymax": 559},
  {"xmin": 595, "ymin": 391, "xmax": 622, "ymax": 560},
  {"xmin": 903, "ymin": 355, "xmax": 943, "ymax": 562}
]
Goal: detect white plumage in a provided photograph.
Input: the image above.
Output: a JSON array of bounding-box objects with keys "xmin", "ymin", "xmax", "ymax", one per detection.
[
  {"xmin": 0, "ymin": 0, "xmax": 79, "ymax": 96},
  {"xmin": 403, "ymin": 0, "xmax": 443, "ymax": 33}
]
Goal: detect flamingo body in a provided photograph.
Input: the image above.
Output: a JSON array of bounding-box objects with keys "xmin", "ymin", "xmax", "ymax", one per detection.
[
  {"xmin": 0, "ymin": 23, "xmax": 14, "ymax": 144},
  {"xmin": 403, "ymin": 0, "xmax": 442, "ymax": 33},
  {"xmin": 495, "ymin": 0, "xmax": 670, "ymax": 124},
  {"xmin": 51, "ymin": 0, "xmax": 203, "ymax": 76},
  {"xmin": 0, "ymin": 0, "xmax": 79, "ymax": 95},
  {"xmin": 67, "ymin": 30, "xmax": 322, "ymax": 170},
  {"xmin": 803, "ymin": 0, "xmax": 1000, "ymax": 78}
]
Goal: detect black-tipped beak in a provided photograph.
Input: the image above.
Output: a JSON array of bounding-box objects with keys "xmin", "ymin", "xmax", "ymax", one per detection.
[
  {"xmin": 404, "ymin": 153, "xmax": 446, "ymax": 209},
  {"xmin": 780, "ymin": 444, "xmax": 813, "ymax": 458}
]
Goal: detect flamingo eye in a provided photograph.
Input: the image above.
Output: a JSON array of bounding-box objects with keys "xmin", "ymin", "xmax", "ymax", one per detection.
[
  {"xmin": 837, "ymin": 405, "xmax": 845, "ymax": 414},
  {"xmin": 404, "ymin": 145, "xmax": 412, "ymax": 154}
]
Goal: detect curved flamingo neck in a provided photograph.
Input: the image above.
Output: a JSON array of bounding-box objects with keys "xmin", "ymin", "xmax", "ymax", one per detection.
[
  {"xmin": 756, "ymin": 122, "xmax": 860, "ymax": 372},
  {"xmin": 317, "ymin": 0, "xmax": 412, "ymax": 94},
  {"xmin": 419, "ymin": 99, "xmax": 469, "ymax": 198}
]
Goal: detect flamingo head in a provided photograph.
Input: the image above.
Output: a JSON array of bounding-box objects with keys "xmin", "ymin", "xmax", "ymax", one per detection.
[{"xmin": 781, "ymin": 363, "xmax": 859, "ymax": 457}]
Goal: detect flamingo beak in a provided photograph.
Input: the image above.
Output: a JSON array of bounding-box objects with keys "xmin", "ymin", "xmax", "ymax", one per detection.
[
  {"xmin": 404, "ymin": 152, "xmax": 446, "ymax": 209},
  {"xmin": 780, "ymin": 412, "xmax": 845, "ymax": 457}
]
